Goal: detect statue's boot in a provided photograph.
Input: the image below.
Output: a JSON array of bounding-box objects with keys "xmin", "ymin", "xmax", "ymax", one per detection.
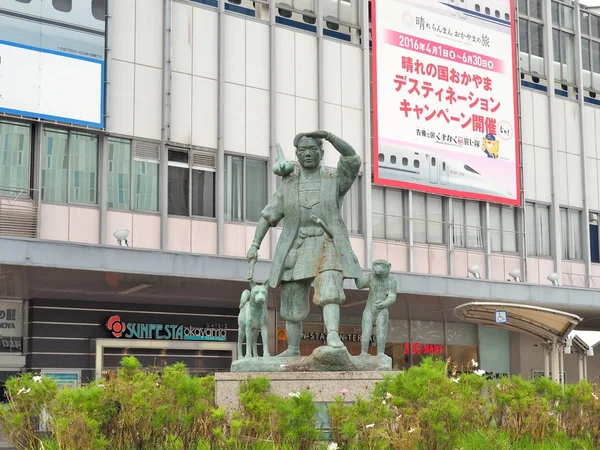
[
  {"xmin": 324, "ymin": 304, "xmax": 344, "ymax": 348},
  {"xmin": 278, "ymin": 321, "xmax": 301, "ymax": 357}
]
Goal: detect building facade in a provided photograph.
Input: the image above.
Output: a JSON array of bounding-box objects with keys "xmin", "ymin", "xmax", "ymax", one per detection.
[{"xmin": 1, "ymin": 0, "xmax": 600, "ymax": 385}]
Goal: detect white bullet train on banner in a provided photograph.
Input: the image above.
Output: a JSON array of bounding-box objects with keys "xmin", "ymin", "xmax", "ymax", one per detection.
[
  {"xmin": 0, "ymin": 0, "xmax": 105, "ymax": 59},
  {"xmin": 441, "ymin": 0, "xmax": 512, "ymax": 29},
  {"xmin": 377, "ymin": 143, "xmax": 515, "ymax": 199}
]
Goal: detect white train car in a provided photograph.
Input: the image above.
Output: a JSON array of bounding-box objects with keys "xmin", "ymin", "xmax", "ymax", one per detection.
[
  {"xmin": 0, "ymin": 0, "xmax": 105, "ymax": 60},
  {"xmin": 377, "ymin": 142, "xmax": 514, "ymax": 199}
]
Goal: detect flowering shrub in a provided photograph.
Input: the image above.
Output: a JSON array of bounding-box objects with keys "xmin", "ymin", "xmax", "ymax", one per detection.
[{"xmin": 0, "ymin": 356, "xmax": 599, "ymax": 449}]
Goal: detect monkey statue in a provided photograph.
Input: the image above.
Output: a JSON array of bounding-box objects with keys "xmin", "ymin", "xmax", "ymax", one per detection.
[{"xmin": 355, "ymin": 259, "xmax": 397, "ymax": 356}]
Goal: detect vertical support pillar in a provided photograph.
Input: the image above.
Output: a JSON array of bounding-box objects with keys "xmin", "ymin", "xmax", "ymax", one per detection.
[
  {"xmin": 574, "ymin": 0, "xmax": 592, "ymax": 286},
  {"xmin": 543, "ymin": 346, "xmax": 550, "ymax": 378},
  {"xmin": 316, "ymin": 0, "xmax": 324, "ymax": 130},
  {"xmin": 268, "ymin": 0, "xmax": 277, "ymax": 259},
  {"xmin": 551, "ymin": 337, "xmax": 560, "ymax": 383},
  {"xmin": 447, "ymin": 198, "xmax": 454, "ymax": 276},
  {"xmin": 484, "ymin": 202, "xmax": 491, "ymax": 279},
  {"xmin": 584, "ymin": 354, "xmax": 588, "ymax": 379},
  {"xmin": 361, "ymin": 0, "xmax": 372, "ymax": 268},
  {"xmin": 216, "ymin": 0, "xmax": 226, "ymax": 254},
  {"xmin": 559, "ymin": 346, "xmax": 565, "ymax": 388},
  {"xmin": 578, "ymin": 354, "xmax": 584, "ymax": 381},
  {"xmin": 543, "ymin": 0, "xmax": 562, "ymax": 279},
  {"xmin": 160, "ymin": 0, "xmax": 172, "ymax": 250},
  {"xmin": 407, "ymin": 191, "xmax": 414, "ymax": 272},
  {"xmin": 99, "ymin": 135, "xmax": 108, "ymax": 245}
]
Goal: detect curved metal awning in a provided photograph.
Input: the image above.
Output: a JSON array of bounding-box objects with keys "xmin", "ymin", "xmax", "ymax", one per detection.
[{"xmin": 454, "ymin": 302, "xmax": 583, "ymax": 343}]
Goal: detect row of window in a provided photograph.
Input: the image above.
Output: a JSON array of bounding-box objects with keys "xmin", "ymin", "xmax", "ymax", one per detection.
[
  {"xmin": 373, "ymin": 188, "xmax": 519, "ymax": 253},
  {"xmin": 0, "ymin": 119, "xmax": 590, "ymax": 261}
]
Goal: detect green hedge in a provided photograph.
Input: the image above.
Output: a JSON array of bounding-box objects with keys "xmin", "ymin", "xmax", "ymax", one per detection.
[{"xmin": 0, "ymin": 356, "xmax": 599, "ymax": 449}]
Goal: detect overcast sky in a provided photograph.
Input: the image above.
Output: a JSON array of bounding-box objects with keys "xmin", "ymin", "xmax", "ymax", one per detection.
[{"xmin": 583, "ymin": 0, "xmax": 600, "ymax": 6}]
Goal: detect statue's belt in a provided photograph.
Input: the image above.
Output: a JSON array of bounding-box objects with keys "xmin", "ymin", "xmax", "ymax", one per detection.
[{"xmin": 297, "ymin": 226, "xmax": 325, "ymax": 238}]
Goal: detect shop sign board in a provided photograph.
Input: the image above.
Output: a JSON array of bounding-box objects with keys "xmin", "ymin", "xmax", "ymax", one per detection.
[
  {"xmin": 372, "ymin": 0, "xmax": 520, "ymax": 205},
  {"xmin": 105, "ymin": 315, "xmax": 227, "ymax": 342}
]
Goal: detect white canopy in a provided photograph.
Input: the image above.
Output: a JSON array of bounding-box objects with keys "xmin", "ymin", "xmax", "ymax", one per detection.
[{"xmin": 454, "ymin": 302, "xmax": 582, "ymax": 343}]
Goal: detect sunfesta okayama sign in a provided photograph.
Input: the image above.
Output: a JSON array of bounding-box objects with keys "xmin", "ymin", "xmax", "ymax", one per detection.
[
  {"xmin": 106, "ymin": 315, "xmax": 227, "ymax": 342},
  {"xmin": 372, "ymin": 0, "xmax": 520, "ymax": 205}
]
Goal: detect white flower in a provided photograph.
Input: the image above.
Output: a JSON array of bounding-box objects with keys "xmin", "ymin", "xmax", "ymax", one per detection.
[
  {"xmin": 365, "ymin": 423, "xmax": 375, "ymax": 429},
  {"xmin": 385, "ymin": 392, "xmax": 393, "ymax": 399},
  {"xmin": 327, "ymin": 443, "xmax": 339, "ymax": 450},
  {"xmin": 408, "ymin": 427, "xmax": 415, "ymax": 433},
  {"xmin": 17, "ymin": 388, "xmax": 30, "ymax": 395},
  {"xmin": 288, "ymin": 391, "xmax": 301, "ymax": 398},
  {"xmin": 382, "ymin": 400, "xmax": 386, "ymax": 405},
  {"xmin": 98, "ymin": 383, "xmax": 105, "ymax": 388},
  {"xmin": 592, "ymin": 392, "xmax": 599, "ymax": 400},
  {"xmin": 451, "ymin": 377, "xmax": 460, "ymax": 383},
  {"xmin": 471, "ymin": 359, "xmax": 479, "ymax": 368},
  {"xmin": 474, "ymin": 369, "xmax": 486, "ymax": 376},
  {"xmin": 32, "ymin": 376, "xmax": 42, "ymax": 383}
]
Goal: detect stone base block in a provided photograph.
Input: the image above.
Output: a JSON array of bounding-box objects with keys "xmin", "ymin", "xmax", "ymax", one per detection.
[
  {"xmin": 215, "ymin": 371, "xmax": 401, "ymax": 413},
  {"xmin": 231, "ymin": 346, "xmax": 392, "ymax": 372}
]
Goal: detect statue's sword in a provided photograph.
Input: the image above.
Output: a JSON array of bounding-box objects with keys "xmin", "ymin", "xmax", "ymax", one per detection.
[{"xmin": 310, "ymin": 215, "xmax": 334, "ymax": 239}]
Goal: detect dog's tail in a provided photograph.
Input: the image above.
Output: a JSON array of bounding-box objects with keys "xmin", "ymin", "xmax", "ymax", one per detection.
[{"xmin": 239, "ymin": 289, "xmax": 250, "ymax": 310}]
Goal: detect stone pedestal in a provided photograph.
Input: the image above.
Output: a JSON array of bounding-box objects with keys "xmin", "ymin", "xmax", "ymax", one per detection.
[{"xmin": 215, "ymin": 371, "xmax": 400, "ymax": 413}]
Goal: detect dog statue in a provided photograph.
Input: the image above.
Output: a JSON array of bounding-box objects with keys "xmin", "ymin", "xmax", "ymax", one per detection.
[{"xmin": 237, "ymin": 278, "xmax": 270, "ymax": 358}]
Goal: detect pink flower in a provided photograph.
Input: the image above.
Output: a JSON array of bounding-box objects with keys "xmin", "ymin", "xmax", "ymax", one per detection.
[{"xmin": 340, "ymin": 388, "xmax": 349, "ymax": 395}]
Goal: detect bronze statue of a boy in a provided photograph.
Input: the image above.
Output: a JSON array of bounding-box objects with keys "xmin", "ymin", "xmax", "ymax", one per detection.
[{"xmin": 246, "ymin": 131, "xmax": 361, "ymax": 356}]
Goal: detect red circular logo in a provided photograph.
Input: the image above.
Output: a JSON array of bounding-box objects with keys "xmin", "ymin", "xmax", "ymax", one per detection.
[{"xmin": 107, "ymin": 315, "xmax": 126, "ymax": 338}]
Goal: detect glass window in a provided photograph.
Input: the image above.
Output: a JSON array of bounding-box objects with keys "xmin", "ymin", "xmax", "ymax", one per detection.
[
  {"xmin": 530, "ymin": 22, "xmax": 544, "ymax": 57},
  {"xmin": 583, "ymin": 39, "xmax": 591, "ymax": 72},
  {"xmin": 489, "ymin": 204, "xmax": 517, "ymax": 253},
  {"xmin": 519, "ymin": 20, "xmax": 529, "ymax": 55},
  {"xmin": 526, "ymin": 202, "xmax": 551, "ymax": 256},
  {"xmin": 0, "ymin": 121, "xmax": 31, "ymax": 197},
  {"xmin": 529, "ymin": 0, "xmax": 543, "ymax": 19},
  {"xmin": 385, "ymin": 189, "xmax": 404, "ymax": 240},
  {"xmin": 465, "ymin": 201, "xmax": 483, "ymax": 248},
  {"xmin": 224, "ymin": 155, "xmax": 268, "ymax": 223},
  {"xmin": 452, "ymin": 200, "xmax": 465, "ymax": 248},
  {"xmin": 91, "ymin": 0, "xmax": 105, "ymax": 21},
  {"xmin": 593, "ymin": 42, "xmax": 600, "ymax": 74},
  {"xmin": 133, "ymin": 160, "xmax": 159, "ymax": 211},
  {"xmin": 427, "ymin": 195, "xmax": 444, "ymax": 244},
  {"xmin": 52, "ymin": 0, "xmax": 72, "ymax": 13},
  {"xmin": 107, "ymin": 138, "xmax": 130, "ymax": 210},
  {"xmin": 372, "ymin": 187, "xmax": 405, "ymax": 241},
  {"xmin": 560, "ymin": 207, "xmax": 582, "ymax": 260},
  {"xmin": 41, "ymin": 129, "xmax": 68, "ymax": 203},
  {"xmin": 518, "ymin": 0, "xmax": 527, "ymax": 14},
  {"xmin": 446, "ymin": 322, "xmax": 478, "ymax": 373},
  {"xmin": 341, "ymin": 176, "xmax": 362, "ymax": 234},
  {"xmin": 41, "ymin": 129, "xmax": 98, "ymax": 205},
  {"xmin": 412, "ymin": 192, "xmax": 426, "ymax": 243},
  {"xmin": 410, "ymin": 321, "xmax": 444, "ymax": 367},
  {"xmin": 592, "ymin": 14, "xmax": 600, "ymax": 39},
  {"xmin": 168, "ymin": 149, "xmax": 216, "ymax": 218},
  {"xmin": 372, "ymin": 187, "xmax": 385, "ymax": 239},
  {"xmin": 168, "ymin": 151, "xmax": 190, "ymax": 216},
  {"xmin": 224, "ymin": 155, "xmax": 243, "ymax": 222},
  {"xmin": 247, "ymin": 159, "xmax": 268, "ymax": 223},
  {"xmin": 68, "ymin": 132, "xmax": 98, "ymax": 204},
  {"xmin": 551, "ymin": 1, "xmax": 559, "ymax": 26},
  {"xmin": 191, "ymin": 169, "xmax": 215, "ymax": 217},
  {"xmin": 581, "ymin": 11, "xmax": 590, "ymax": 36}
]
